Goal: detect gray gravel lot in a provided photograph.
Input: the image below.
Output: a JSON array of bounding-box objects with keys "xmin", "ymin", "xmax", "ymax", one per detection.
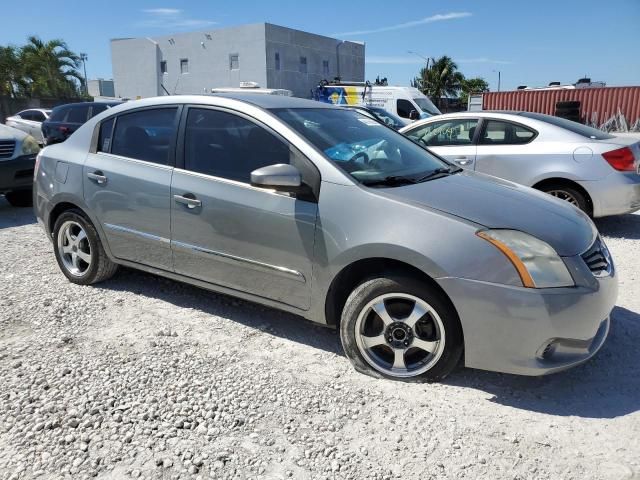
[{"xmin": 1, "ymin": 197, "xmax": 639, "ymax": 480}]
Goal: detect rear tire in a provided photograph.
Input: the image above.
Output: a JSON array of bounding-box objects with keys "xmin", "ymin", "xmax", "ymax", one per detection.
[
  {"xmin": 53, "ymin": 209, "xmax": 118, "ymax": 285},
  {"xmin": 5, "ymin": 189, "xmax": 33, "ymax": 207},
  {"xmin": 538, "ymin": 183, "xmax": 589, "ymax": 215},
  {"xmin": 340, "ymin": 276, "xmax": 463, "ymax": 382}
]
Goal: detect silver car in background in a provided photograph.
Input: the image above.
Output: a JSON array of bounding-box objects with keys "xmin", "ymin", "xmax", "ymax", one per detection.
[
  {"xmin": 5, "ymin": 108, "xmax": 51, "ymax": 145},
  {"xmin": 400, "ymin": 111, "xmax": 640, "ymax": 217},
  {"xmin": 34, "ymin": 95, "xmax": 617, "ymax": 381}
]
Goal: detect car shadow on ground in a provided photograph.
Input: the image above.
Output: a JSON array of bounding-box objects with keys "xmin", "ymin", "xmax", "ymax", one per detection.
[
  {"xmin": 98, "ymin": 269, "xmax": 640, "ymax": 419},
  {"xmin": 0, "ymin": 197, "xmax": 36, "ymax": 229},
  {"xmin": 595, "ymin": 213, "xmax": 640, "ymax": 240},
  {"xmin": 446, "ymin": 305, "xmax": 640, "ymax": 419}
]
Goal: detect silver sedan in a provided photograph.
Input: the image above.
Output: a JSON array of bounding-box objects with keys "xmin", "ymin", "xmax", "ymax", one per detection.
[{"xmin": 400, "ymin": 111, "xmax": 640, "ymax": 217}]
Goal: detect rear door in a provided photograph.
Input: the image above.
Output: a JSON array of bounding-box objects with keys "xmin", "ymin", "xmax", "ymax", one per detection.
[
  {"xmin": 404, "ymin": 118, "xmax": 479, "ymax": 168},
  {"xmin": 170, "ymin": 106, "xmax": 317, "ymax": 309},
  {"xmin": 474, "ymin": 119, "xmax": 538, "ymax": 183},
  {"xmin": 83, "ymin": 106, "xmax": 180, "ymax": 270}
]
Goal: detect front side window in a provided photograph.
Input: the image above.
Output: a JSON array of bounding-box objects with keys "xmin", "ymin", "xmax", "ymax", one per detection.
[
  {"xmin": 111, "ymin": 108, "xmax": 178, "ymax": 164},
  {"xmin": 396, "ymin": 99, "xmax": 415, "ymax": 119},
  {"xmin": 229, "ymin": 54, "xmax": 239, "ymax": 70},
  {"xmin": 180, "ymin": 58, "xmax": 189, "ymax": 74},
  {"xmin": 184, "ymin": 108, "xmax": 290, "ymax": 183},
  {"xmin": 66, "ymin": 106, "xmax": 90, "ymax": 124},
  {"xmin": 299, "ymin": 56, "xmax": 307, "ymax": 74},
  {"xmin": 480, "ymin": 120, "xmax": 536, "ymax": 145},
  {"xmin": 406, "ymin": 118, "xmax": 479, "ymax": 147},
  {"xmin": 273, "ymin": 108, "xmax": 450, "ymax": 186}
]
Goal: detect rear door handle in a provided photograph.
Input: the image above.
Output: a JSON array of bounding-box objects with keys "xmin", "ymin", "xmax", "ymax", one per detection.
[
  {"xmin": 87, "ymin": 171, "xmax": 107, "ymax": 184},
  {"xmin": 174, "ymin": 194, "xmax": 202, "ymax": 209},
  {"xmin": 454, "ymin": 157, "xmax": 473, "ymax": 166}
]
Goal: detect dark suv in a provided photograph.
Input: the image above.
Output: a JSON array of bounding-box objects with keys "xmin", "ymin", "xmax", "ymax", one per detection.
[{"xmin": 42, "ymin": 102, "xmax": 121, "ymax": 145}]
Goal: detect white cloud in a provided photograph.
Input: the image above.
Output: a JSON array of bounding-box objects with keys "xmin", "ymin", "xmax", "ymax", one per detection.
[
  {"xmin": 137, "ymin": 8, "xmax": 217, "ymax": 29},
  {"xmin": 332, "ymin": 12, "xmax": 472, "ymax": 37}
]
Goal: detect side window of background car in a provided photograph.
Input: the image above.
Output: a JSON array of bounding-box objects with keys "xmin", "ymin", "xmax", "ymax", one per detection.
[
  {"xmin": 26, "ymin": 110, "xmax": 46, "ymax": 122},
  {"xmin": 184, "ymin": 108, "xmax": 290, "ymax": 183},
  {"xmin": 97, "ymin": 118, "xmax": 115, "ymax": 153},
  {"xmin": 66, "ymin": 106, "xmax": 90, "ymax": 124},
  {"xmin": 407, "ymin": 119, "xmax": 479, "ymax": 147},
  {"xmin": 49, "ymin": 107, "xmax": 69, "ymax": 122},
  {"xmin": 396, "ymin": 99, "xmax": 415, "ymax": 119},
  {"xmin": 111, "ymin": 108, "xmax": 178, "ymax": 165},
  {"xmin": 480, "ymin": 120, "xmax": 537, "ymax": 145},
  {"xmin": 20, "ymin": 111, "xmax": 36, "ymax": 121}
]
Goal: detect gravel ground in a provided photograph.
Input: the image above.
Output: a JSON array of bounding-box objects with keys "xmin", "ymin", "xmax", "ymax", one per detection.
[{"xmin": 1, "ymin": 197, "xmax": 639, "ymax": 480}]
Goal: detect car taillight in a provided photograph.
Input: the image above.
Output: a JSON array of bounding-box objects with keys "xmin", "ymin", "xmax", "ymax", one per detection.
[
  {"xmin": 34, "ymin": 152, "xmax": 43, "ymax": 179},
  {"xmin": 602, "ymin": 146, "xmax": 635, "ymax": 171}
]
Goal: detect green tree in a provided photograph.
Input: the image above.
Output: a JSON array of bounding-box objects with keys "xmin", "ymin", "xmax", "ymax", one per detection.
[
  {"xmin": 0, "ymin": 46, "xmax": 23, "ymax": 97},
  {"xmin": 460, "ymin": 77, "xmax": 490, "ymax": 107},
  {"xmin": 412, "ymin": 56, "xmax": 465, "ymax": 110},
  {"xmin": 19, "ymin": 36, "xmax": 82, "ymax": 97}
]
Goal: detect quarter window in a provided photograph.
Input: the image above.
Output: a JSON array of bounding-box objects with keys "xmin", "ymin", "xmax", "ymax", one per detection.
[
  {"xmin": 111, "ymin": 108, "xmax": 178, "ymax": 165},
  {"xmin": 184, "ymin": 108, "xmax": 290, "ymax": 183},
  {"xmin": 480, "ymin": 120, "xmax": 536, "ymax": 145},
  {"xmin": 98, "ymin": 118, "xmax": 115, "ymax": 153},
  {"xmin": 180, "ymin": 58, "xmax": 189, "ymax": 74},
  {"xmin": 229, "ymin": 54, "xmax": 239, "ymax": 70},
  {"xmin": 299, "ymin": 56, "xmax": 307, "ymax": 74},
  {"xmin": 406, "ymin": 119, "xmax": 480, "ymax": 147}
]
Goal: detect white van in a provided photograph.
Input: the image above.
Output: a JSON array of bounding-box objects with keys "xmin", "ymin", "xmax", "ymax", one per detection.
[{"xmin": 312, "ymin": 82, "xmax": 441, "ymax": 120}]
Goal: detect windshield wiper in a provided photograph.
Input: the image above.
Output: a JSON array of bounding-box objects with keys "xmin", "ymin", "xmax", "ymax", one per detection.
[
  {"xmin": 361, "ymin": 175, "xmax": 418, "ymax": 187},
  {"xmin": 415, "ymin": 167, "xmax": 461, "ymax": 183}
]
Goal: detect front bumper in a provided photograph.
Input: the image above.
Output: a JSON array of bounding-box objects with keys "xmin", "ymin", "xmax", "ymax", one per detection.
[
  {"xmin": 579, "ymin": 172, "xmax": 640, "ymax": 217},
  {"xmin": 0, "ymin": 154, "xmax": 36, "ymax": 192},
  {"xmin": 437, "ymin": 272, "xmax": 617, "ymax": 376}
]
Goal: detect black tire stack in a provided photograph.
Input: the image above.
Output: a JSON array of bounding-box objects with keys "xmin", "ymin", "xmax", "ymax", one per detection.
[{"xmin": 555, "ymin": 100, "xmax": 581, "ymax": 123}]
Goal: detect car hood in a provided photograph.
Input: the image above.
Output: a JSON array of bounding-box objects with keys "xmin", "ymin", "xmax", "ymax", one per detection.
[
  {"xmin": 0, "ymin": 123, "xmax": 28, "ymax": 141},
  {"xmin": 376, "ymin": 171, "xmax": 596, "ymax": 256}
]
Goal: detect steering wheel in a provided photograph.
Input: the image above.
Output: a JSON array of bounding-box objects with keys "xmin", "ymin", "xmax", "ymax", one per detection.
[{"xmin": 348, "ymin": 151, "xmax": 370, "ymax": 166}]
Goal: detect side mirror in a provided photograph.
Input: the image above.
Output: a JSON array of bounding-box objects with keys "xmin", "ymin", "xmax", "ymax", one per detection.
[
  {"xmin": 251, "ymin": 163, "xmax": 303, "ymax": 193},
  {"xmin": 409, "ymin": 109, "xmax": 419, "ymax": 120}
]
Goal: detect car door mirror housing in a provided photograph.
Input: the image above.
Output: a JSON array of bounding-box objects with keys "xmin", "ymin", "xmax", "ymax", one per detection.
[
  {"xmin": 251, "ymin": 164, "xmax": 304, "ymax": 193},
  {"xmin": 409, "ymin": 110, "xmax": 419, "ymax": 120}
]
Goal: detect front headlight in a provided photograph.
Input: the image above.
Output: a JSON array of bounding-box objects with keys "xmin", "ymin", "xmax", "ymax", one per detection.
[
  {"xmin": 21, "ymin": 135, "xmax": 41, "ymax": 155},
  {"xmin": 477, "ymin": 229, "xmax": 574, "ymax": 288}
]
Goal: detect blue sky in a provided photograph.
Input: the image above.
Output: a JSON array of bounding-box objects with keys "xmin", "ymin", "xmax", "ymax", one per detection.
[{"xmin": 2, "ymin": 0, "xmax": 639, "ymax": 91}]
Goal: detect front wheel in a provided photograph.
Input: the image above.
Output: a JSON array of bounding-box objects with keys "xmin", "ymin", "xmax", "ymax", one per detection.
[
  {"xmin": 340, "ymin": 276, "xmax": 463, "ymax": 382},
  {"xmin": 539, "ymin": 183, "xmax": 589, "ymax": 215}
]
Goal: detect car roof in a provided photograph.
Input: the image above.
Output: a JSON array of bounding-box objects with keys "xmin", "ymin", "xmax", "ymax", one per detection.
[{"xmin": 211, "ymin": 93, "xmax": 334, "ymax": 110}]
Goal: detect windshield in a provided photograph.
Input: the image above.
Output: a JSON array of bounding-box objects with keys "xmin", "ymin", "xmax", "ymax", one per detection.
[
  {"xmin": 412, "ymin": 97, "xmax": 441, "ymax": 116},
  {"xmin": 367, "ymin": 107, "xmax": 408, "ymax": 129},
  {"xmin": 519, "ymin": 112, "xmax": 614, "ymax": 140},
  {"xmin": 272, "ymin": 108, "xmax": 450, "ymax": 186}
]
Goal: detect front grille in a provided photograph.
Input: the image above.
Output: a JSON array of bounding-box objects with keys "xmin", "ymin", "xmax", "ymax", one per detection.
[
  {"xmin": 581, "ymin": 236, "xmax": 612, "ymax": 277},
  {"xmin": 0, "ymin": 140, "xmax": 16, "ymax": 159}
]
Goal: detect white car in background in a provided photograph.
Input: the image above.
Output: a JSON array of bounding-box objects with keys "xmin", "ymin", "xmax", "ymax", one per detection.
[
  {"xmin": 5, "ymin": 108, "xmax": 51, "ymax": 145},
  {"xmin": 400, "ymin": 111, "xmax": 640, "ymax": 217}
]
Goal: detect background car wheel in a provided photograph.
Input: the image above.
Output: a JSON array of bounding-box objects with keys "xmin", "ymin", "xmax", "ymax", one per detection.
[
  {"xmin": 340, "ymin": 276, "xmax": 463, "ymax": 382},
  {"xmin": 53, "ymin": 209, "xmax": 118, "ymax": 285},
  {"xmin": 539, "ymin": 183, "xmax": 589, "ymax": 214},
  {"xmin": 4, "ymin": 189, "xmax": 33, "ymax": 207}
]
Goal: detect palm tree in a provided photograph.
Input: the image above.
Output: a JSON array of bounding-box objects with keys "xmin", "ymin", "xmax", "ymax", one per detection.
[
  {"xmin": 0, "ymin": 46, "xmax": 23, "ymax": 97},
  {"xmin": 20, "ymin": 36, "xmax": 82, "ymax": 97},
  {"xmin": 413, "ymin": 56, "xmax": 465, "ymax": 110},
  {"xmin": 459, "ymin": 77, "xmax": 490, "ymax": 106}
]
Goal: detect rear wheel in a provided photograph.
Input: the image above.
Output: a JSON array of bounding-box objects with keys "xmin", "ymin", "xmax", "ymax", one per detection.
[
  {"xmin": 53, "ymin": 210, "xmax": 118, "ymax": 285},
  {"xmin": 5, "ymin": 189, "xmax": 32, "ymax": 207},
  {"xmin": 538, "ymin": 183, "xmax": 589, "ymax": 214},
  {"xmin": 340, "ymin": 276, "xmax": 463, "ymax": 382}
]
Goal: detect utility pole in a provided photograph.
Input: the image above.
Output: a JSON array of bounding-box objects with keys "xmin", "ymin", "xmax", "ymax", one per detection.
[
  {"xmin": 493, "ymin": 69, "xmax": 501, "ymax": 92},
  {"xmin": 80, "ymin": 53, "xmax": 88, "ymax": 96},
  {"xmin": 407, "ymin": 50, "xmax": 430, "ymax": 70}
]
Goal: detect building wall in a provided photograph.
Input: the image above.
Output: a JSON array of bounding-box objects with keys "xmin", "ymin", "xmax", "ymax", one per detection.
[
  {"xmin": 110, "ymin": 23, "xmax": 364, "ymax": 100},
  {"xmin": 111, "ymin": 37, "xmax": 161, "ymax": 99},
  {"xmin": 88, "ymin": 79, "xmax": 115, "ymax": 98},
  {"xmin": 264, "ymin": 24, "xmax": 365, "ymax": 98}
]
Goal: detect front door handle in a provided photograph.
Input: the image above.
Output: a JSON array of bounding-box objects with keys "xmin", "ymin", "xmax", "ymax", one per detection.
[
  {"xmin": 174, "ymin": 194, "xmax": 202, "ymax": 209},
  {"xmin": 454, "ymin": 157, "xmax": 473, "ymax": 166},
  {"xmin": 87, "ymin": 171, "xmax": 107, "ymax": 184}
]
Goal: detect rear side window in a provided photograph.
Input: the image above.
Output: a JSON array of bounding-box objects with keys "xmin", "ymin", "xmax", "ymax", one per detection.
[
  {"xmin": 479, "ymin": 120, "xmax": 536, "ymax": 145},
  {"xmin": 98, "ymin": 118, "xmax": 115, "ymax": 153},
  {"xmin": 111, "ymin": 108, "xmax": 178, "ymax": 164},
  {"xmin": 49, "ymin": 106, "xmax": 70, "ymax": 122},
  {"xmin": 184, "ymin": 108, "xmax": 290, "ymax": 183},
  {"xmin": 397, "ymin": 99, "xmax": 415, "ymax": 119},
  {"xmin": 66, "ymin": 106, "xmax": 90, "ymax": 124},
  {"xmin": 519, "ymin": 112, "xmax": 614, "ymax": 140}
]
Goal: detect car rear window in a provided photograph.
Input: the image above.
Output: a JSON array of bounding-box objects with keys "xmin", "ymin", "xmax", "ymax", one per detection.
[
  {"xmin": 519, "ymin": 112, "xmax": 614, "ymax": 140},
  {"xmin": 66, "ymin": 106, "xmax": 90, "ymax": 124},
  {"xmin": 49, "ymin": 106, "xmax": 70, "ymax": 122}
]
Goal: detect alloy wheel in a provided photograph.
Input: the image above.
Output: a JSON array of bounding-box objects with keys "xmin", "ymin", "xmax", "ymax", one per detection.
[
  {"xmin": 57, "ymin": 220, "xmax": 92, "ymax": 277},
  {"xmin": 546, "ymin": 189, "xmax": 579, "ymax": 206},
  {"xmin": 354, "ymin": 293, "xmax": 445, "ymax": 378}
]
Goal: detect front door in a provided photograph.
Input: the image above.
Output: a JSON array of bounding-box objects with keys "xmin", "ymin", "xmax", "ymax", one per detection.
[
  {"xmin": 83, "ymin": 107, "xmax": 180, "ymax": 270},
  {"xmin": 403, "ymin": 118, "xmax": 479, "ymax": 169},
  {"xmin": 170, "ymin": 107, "xmax": 317, "ymax": 310}
]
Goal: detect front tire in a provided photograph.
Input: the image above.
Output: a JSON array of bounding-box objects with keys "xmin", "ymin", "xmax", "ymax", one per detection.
[
  {"xmin": 340, "ymin": 276, "xmax": 463, "ymax": 382},
  {"xmin": 539, "ymin": 183, "xmax": 589, "ymax": 215},
  {"xmin": 53, "ymin": 210, "xmax": 118, "ymax": 285}
]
